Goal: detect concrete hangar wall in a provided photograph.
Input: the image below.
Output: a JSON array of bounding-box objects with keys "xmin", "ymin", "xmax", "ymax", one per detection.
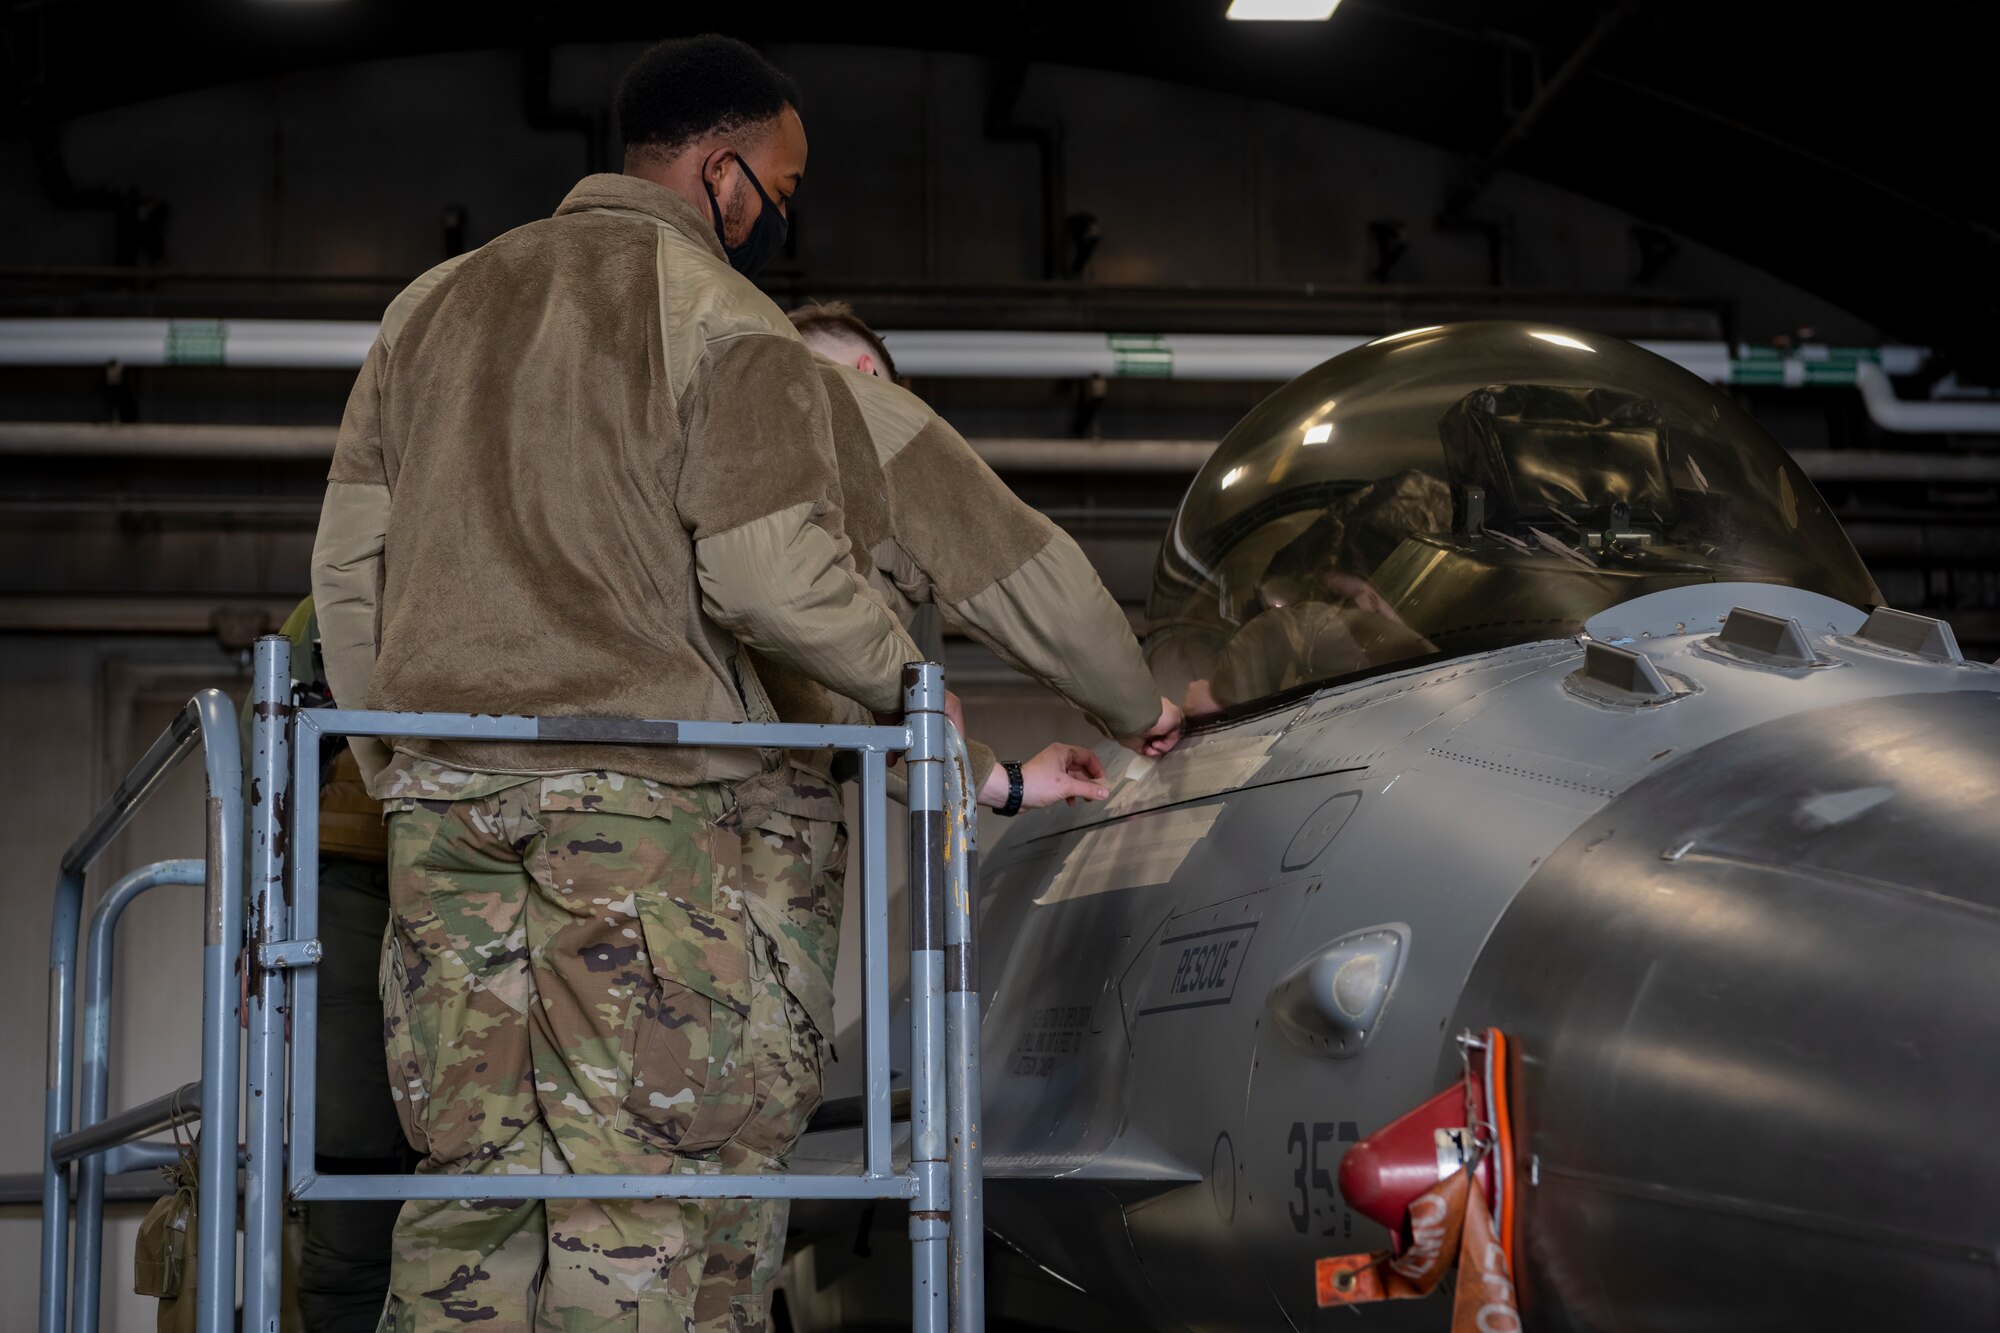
[{"xmin": 0, "ymin": 41, "xmax": 1905, "ymax": 1332}]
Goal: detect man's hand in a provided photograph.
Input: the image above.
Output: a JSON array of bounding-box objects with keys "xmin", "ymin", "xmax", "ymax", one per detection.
[
  {"xmin": 978, "ymin": 743, "xmax": 1111, "ymax": 810},
  {"xmin": 1120, "ymin": 697, "xmax": 1184, "ymax": 757}
]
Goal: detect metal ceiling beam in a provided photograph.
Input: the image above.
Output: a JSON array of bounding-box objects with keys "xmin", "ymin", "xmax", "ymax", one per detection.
[{"xmin": 1443, "ymin": 1, "xmax": 1639, "ymax": 220}]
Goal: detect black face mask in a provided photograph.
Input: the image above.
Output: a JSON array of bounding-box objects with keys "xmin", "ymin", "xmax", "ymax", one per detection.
[{"xmin": 705, "ymin": 155, "xmax": 788, "ymax": 278}]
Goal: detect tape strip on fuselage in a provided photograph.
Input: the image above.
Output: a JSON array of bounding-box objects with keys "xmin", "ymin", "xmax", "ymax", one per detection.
[
  {"xmin": 1103, "ymin": 734, "xmax": 1277, "ymax": 818},
  {"xmin": 1035, "ymin": 804, "xmax": 1225, "ymax": 904}
]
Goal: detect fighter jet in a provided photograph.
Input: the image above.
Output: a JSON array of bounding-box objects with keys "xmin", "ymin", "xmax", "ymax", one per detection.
[{"xmin": 780, "ymin": 322, "xmax": 2000, "ymax": 1331}]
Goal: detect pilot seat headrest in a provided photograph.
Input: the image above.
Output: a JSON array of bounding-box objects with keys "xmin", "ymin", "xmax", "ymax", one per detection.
[{"xmin": 1438, "ymin": 383, "xmax": 1676, "ymax": 532}]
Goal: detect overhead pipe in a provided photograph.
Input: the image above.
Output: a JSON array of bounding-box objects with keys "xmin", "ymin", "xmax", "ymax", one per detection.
[
  {"xmin": 6, "ymin": 421, "xmax": 1998, "ymax": 483},
  {"xmin": 0, "ymin": 319, "xmax": 1988, "ymax": 434},
  {"xmin": 0, "ymin": 318, "xmax": 376, "ymax": 369},
  {"xmin": 0, "ymin": 422, "xmax": 1210, "ymax": 474},
  {"xmin": 1851, "ymin": 361, "xmax": 2000, "ymax": 435},
  {"xmin": 0, "ymin": 316, "xmax": 1927, "ymax": 381},
  {"xmin": 0, "ymin": 421, "xmax": 338, "ymax": 458}
]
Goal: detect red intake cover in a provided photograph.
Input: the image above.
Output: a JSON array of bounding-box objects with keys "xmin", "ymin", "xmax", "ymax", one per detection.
[{"xmin": 1336, "ymin": 1078, "xmax": 1489, "ymax": 1244}]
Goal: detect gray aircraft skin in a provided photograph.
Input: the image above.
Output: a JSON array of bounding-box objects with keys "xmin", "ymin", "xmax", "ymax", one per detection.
[{"xmin": 782, "ymin": 323, "xmax": 2000, "ymax": 1332}]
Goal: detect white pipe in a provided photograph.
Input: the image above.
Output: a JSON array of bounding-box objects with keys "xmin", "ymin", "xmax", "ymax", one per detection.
[
  {"xmin": 894, "ymin": 331, "xmax": 1121, "ymax": 379},
  {"xmin": 0, "ymin": 319, "xmax": 1987, "ymax": 435},
  {"xmin": 1787, "ymin": 449, "xmax": 2000, "ymax": 481},
  {"xmin": 0, "ymin": 319, "xmax": 179, "ymax": 364},
  {"xmin": 1851, "ymin": 361, "xmax": 2000, "ymax": 435},
  {"xmin": 0, "ymin": 318, "xmax": 376, "ymax": 369}
]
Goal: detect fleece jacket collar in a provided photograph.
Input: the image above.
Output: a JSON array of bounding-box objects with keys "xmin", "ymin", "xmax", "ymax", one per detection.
[{"xmin": 555, "ymin": 173, "xmax": 728, "ymax": 264}]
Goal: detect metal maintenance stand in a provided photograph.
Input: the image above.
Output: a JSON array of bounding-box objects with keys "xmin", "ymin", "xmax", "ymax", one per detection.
[{"xmin": 38, "ymin": 639, "xmax": 985, "ymax": 1333}]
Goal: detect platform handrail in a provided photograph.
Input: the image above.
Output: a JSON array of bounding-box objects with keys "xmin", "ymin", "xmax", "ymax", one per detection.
[
  {"xmin": 941, "ymin": 724, "xmax": 986, "ymax": 1332},
  {"xmin": 41, "ymin": 696, "xmax": 244, "ymax": 1333},
  {"xmin": 238, "ymin": 637, "xmax": 986, "ymax": 1333},
  {"xmin": 64, "ymin": 858, "xmax": 207, "ymax": 1333},
  {"xmin": 51, "ymin": 1082, "xmax": 201, "ymax": 1166}
]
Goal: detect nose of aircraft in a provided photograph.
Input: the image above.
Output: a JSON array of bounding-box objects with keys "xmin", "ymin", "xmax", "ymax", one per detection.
[{"xmin": 1451, "ymin": 688, "xmax": 2000, "ymax": 1330}]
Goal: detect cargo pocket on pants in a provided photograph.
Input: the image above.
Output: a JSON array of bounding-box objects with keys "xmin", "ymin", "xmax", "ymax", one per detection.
[
  {"xmin": 618, "ymin": 904, "xmax": 756, "ymax": 1155},
  {"xmin": 727, "ymin": 944, "xmax": 827, "ymax": 1163},
  {"xmin": 378, "ymin": 932, "xmax": 432, "ymax": 1157}
]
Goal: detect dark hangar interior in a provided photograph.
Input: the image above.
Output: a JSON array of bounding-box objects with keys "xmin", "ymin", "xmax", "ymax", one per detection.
[{"xmin": 5, "ymin": 4, "xmax": 1996, "ymax": 1329}]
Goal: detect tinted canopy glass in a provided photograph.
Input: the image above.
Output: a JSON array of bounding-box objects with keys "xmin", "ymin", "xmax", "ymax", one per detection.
[{"xmin": 1148, "ymin": 322, "xmax": 1879, "ymax": 714}]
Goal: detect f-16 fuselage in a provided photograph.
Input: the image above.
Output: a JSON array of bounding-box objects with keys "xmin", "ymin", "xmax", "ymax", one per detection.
[
  {"xmin": 783, "ymin": 325, "xmax": 2000, "ymax": 1332},
  {"xmin": 957, "ymin": 583, "xmax": 2000, "ymax": 1331}
]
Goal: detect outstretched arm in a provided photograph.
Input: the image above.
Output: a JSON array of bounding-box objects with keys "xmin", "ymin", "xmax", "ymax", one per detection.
[{"xmin": 837, "ymin": 367, "xmax": 1180, "ymax": 755}]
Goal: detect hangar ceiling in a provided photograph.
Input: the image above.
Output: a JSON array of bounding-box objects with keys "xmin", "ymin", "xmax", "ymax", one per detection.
[
  {"xmin": 2, "ymin": 1, "xmax": 1996, "ymax": 658},
  {"xmin": 6, "ymin": 0, "xmax": 1997, "ymax": 372}
]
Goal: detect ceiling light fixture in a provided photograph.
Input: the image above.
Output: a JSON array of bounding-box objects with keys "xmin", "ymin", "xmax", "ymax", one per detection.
[
  {"xmin": 1226, "ymin": 0, "xmax": 1342, "ymax": 20},
  {"xmin": 1302, "ymin": 423, "xmax": 1334, "ymax": 446}
]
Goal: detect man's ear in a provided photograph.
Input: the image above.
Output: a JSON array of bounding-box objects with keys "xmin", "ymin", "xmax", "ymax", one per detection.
[
  {"xmin": 701, "ymin": 145, "xmax": 736, "ymax": 189},
  {"xmin": 856, "ymin": 352, "xmax": 878, "ymax": 378}
]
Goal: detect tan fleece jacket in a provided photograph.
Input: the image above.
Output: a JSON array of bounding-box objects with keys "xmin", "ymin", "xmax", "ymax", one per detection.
[
  {"xmin": 760, "ymin": 361, "xmax": 1159, "ymax": 808},
  {"xmin": 312, "ymin": 174, "xmax": 919, "ymax": 790}
]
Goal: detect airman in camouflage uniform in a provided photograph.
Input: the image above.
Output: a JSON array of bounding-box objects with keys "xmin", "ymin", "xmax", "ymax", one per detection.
[
  {"xmin": 377, "ymin": 765, "xmax": 828, "ymax": 1332},
  {"xmin": 312, "ymin": 38, "xmax": 929, "ymax": 1331},
  {"xmin": 314, "ymin": 41, "xmax": 1171, "ymax": 1330}
]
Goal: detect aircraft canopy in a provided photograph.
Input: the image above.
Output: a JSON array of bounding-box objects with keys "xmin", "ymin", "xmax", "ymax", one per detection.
[{"xmin": 1147, "ymin": 322, "xmax": 1879, "ymax": 712}]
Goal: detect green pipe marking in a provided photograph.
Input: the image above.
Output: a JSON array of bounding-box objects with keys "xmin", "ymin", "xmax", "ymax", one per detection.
[
  {"xmin": 166, "ymin": 321, "xmax": 228, "ymax": 366},
  {"xmin": 1727, "ymin": 346, "xmax": 1880, "ymax": 386},
  {"xmin": 1109, "ymin": 333, "xmax": 1172, "ymax": 378}
]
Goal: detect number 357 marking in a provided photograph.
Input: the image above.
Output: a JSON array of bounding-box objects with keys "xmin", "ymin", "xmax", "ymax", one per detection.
[{"xmin": 1288, "ymin": 1120, "xmax": 1360, "ymax": 1236}]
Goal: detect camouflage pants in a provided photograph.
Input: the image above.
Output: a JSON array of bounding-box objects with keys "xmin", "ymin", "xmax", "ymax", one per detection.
[
  {"xmin": 377, "ymin": 783, "xmax": 825, "ymax": 1333},
  {"xmin": 694, "ymin": 810, "xmax": 848, "ymax": 1329}
]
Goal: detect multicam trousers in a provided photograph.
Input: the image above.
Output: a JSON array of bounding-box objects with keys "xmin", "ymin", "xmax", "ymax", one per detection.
[
  {"xmin": 303, "ymin": 854, "xmax": 411, "ymax": 1333},
  {"xmin": 376, "ymin": 780, "xmax": 834, "ymax": 1333}
]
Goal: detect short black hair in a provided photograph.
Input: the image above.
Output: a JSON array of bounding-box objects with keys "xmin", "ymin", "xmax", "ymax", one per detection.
[
  {"xmin": 617, "ymin": 34, "xmax": 802, "ymax": 158},
  {"xmin": 789, "ymin": 301, "xmax": 899, "ymax": 380}
]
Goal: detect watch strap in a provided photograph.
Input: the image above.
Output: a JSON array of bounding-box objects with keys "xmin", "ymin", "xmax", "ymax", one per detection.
[{"xmin": 999, "ymin": 760, "xmax": 1025, "ymax": 817}]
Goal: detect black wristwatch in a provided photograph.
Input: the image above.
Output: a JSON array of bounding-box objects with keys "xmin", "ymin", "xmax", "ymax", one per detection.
[{"xmin": 998, "ymin": 760, "xmax": 1025, "ymax": 816}]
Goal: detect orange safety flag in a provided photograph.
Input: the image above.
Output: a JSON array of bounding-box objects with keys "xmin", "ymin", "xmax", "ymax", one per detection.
[
  {"xmin": 1315, "ymin": 1168, "xmax": 1469, "ymax": 1305},
  {"xmin": 1450, "ymin": 1173, "xmax": 1521, "ymax": 1332}
]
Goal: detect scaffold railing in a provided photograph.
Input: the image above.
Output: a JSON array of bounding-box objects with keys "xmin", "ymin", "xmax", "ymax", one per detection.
[{"xmin": 37, "ymin": 637, "xmax": 985, "ymax": 1333}]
